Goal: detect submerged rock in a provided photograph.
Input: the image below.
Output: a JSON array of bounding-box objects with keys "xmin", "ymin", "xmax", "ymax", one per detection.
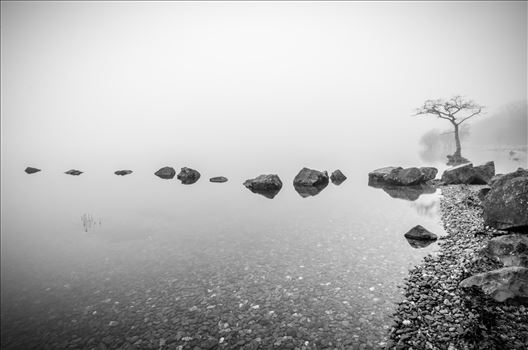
[
  {"xmin": 483, "ymin": 234, "xmax": 528, "ymax": 267},
  {"xmin": 65, "ymin": 169, "xmax": 83, "ymax": 176},
  {"xmin": 404, "ymin": 225, "xmax": 438, "ymax": 241},
  {"xmin": 330, "ymin": 169, "xmax": 347, "ymax": 185},
  {"xmin": 441, "ymin": 161, "xmax": 495, "ymax": 185},
  {"xmin": 114, "ymin": 170, "xmax": 133, "ymax": 176},
  {"xmin": 177, "ymin": 167, "xmax": 201, "ymax": 184},
  {"xmin": 154, "ymin": 166, "xmax": 176, "ymax": 179},
  {"xmin": 293, "ymin": 168, "xmax": 329, "ymax": 187},
  {"xmin": 210, "ymin": 176, "xmax": 228, "ymax": 183},
  {"xmin": 459, "ymin": 266, "xmax": 528, "ymax": 303},
  {"xmin": 244, "ymin": 174, "xmax": 282, "ymax": 199},
  {"xmin": 25, "ymin": 167, "xmax": 41, "ymax": 174},
  {"xmin": 483, "ymin": 168, "xmax": 528, "ymax": 230}
]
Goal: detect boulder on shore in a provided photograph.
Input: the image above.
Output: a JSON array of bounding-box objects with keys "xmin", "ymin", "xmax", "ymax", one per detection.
[
  {"xmin": 440, "ymin": 161, "xmax": 495, "ymax": 185},
  {"xmin": 459, "ymin": 266, "xmax": 528, "ymax": 303},
  {"xmin": 483, "ymin": 234, "xmax": 528, "ymax": 268},
  {"xmin": 177, "ymin": 167, "xmax": 201, "ymax": 184},
  {"xmin": 115, "ymin": 170, "xmax": 133, "ymax": 176},
  {"xmin": 210, "ymin": 176, "xmax": 228, "ymax": 183},
  {"xmin": 330, "ymin": 170, "xmax": 347, "ymax": 185},
  {"xmin": 65, "ymin": 169, "xmax": 83, "ymax": 176},
  {"xmin": 154, "ymin": 167, "xmax": 176, "ymax": 179},
  {"xmin": 25, "ymin": 167, "xmax": 41, "ymax": 174},
  {"xmin": 293, "ymin": 168, "xmax": 329, "ymax": 187},
  {"xmin": 368, "ymin": 166, "xmax": 437, "ymax": 186},
  {"xmin": 483, "ymin": 168, "xmax": 528, "ymax": 230},
  {"xmin": 404, "ymin": 225, "xmax": 438, "ymax": 241},
  {"xmin": 243, "ymin": 174, "xmax": 282, "ymax": 199}
]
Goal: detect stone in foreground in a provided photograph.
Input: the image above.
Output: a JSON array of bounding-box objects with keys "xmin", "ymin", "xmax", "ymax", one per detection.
[
  {"xmin": 483, "ymin": 234, "xmax": 528, "ymax": 267},
  {"xmin": 330, "ymin": 169, "xmax": 347, "ymax": 185},
  {"xmin": 210, "ymin": 176, "xmax": 228, "ymax": 183},
  {"xmin": 154, "ymin": 167, "xmax": 176, "ymax": 179},
  {"xmin": 459, "ymin": 266, "xmax": 528, "ymax": 303},
  {"xmin": 25, "ymin": 167, "xmax": 41, "ymax": 174},
  {"xmin": 114, "ymin": 170, "xmax": 133, "ymax": 176},
  {"xmin": 65, "ymin": 169, "xmax": 83, "ymax": 176},
  {"xmin": 404, "ymin": 225, "xmax": 438, "ymax": 241},
  {"xmin": 293, "ymin": 168, "xmax": 329, "ymax": 187},
  {"xmin": 483, "ymin": 168, "xmax": 528, "ymax": 230},
  {"xmin": 177, "ymin": 167, "xmax": 201, "ymax": 184},
  {"xmin": 244, "ymin": 174, "xmax": 282, "ymax": 199},
  {"xmin": 441, "ymin": 161, "xmax": 495, "ymax": 185}
]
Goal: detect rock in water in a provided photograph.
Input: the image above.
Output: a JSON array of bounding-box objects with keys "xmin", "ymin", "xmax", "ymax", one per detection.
[
  {"xmin": 25, "ymin": 167, "xmax": 41, "ymax": 174},
  {"xmin": 368, "ymin": 166, "xmax": 436, "ymax": 186},
  {"xmin": 65, "ymin": 169, "xmax": 83, "ymax": 176},
  {"xmin": 419, "ymin": 167, "xmax": 438, "ymax": 182},
  {"xmin": 441, "ymin": 161, "xmax": 495, "ymax": 185},
  {"xmin": 404, "ymin": 225, "xmax": 438, "ymax": 241},
  {"xmin": 387, "ymin": 167, "xmax": 424, "ymax": 186},
  {"xmin": 483, "ymin": 234, "xmax": 528, "ymax": 267},
  {"xmin": 114, "ymin": 170, "xmax": 133, "ymax": 176},
  {"xmin": 474, "ymin": 161, "xmax": 495, "ymax": 184},
  {"xmin": 154, "ymin": 167, "xmax": 176, "ymax": 179},
  {"xmin": 293, "ymin": 168, "xmax": 329, "ymax": 187},
  {"xmin": 406, "ymin": 238, "xmax": 436, "ymax": 249},
  {"xmin": 368, "ymin": 166, "xmax": 402, "ymax": 184},
  {"xmin": 244, "ymin": 174, "xmax": 282, "ymax": 199},
  {"xmin": 483, "ymin": 169, "xmax": 528, "ymax": 230},
  {"xmin": 177, "ymin": 167, "xmax": 201, "ymax": 184},
  {"xmin": 330, "ymin": 170, "xmax": 347, "ymax": 185},
  {"xmin": 210, "ymin": 176, "xmax": 228, "ymax": 183},
  {"xmin": 294, "ymin": 183, "xmax": 328, "ymax": 198},
  {"xmin": 459, "ymin": 266, "xmax": 528, "ymax": 303}
]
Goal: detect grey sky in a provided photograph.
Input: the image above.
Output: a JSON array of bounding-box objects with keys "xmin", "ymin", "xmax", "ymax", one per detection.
[{"xmin": 1, "ymin": 1, "xmax": 526, "ymax": 170}]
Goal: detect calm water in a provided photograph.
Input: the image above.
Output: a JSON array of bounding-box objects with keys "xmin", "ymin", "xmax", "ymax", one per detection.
[{"xmin": 0, "ymin": 153, "xmax": 522, "ymax": 349}]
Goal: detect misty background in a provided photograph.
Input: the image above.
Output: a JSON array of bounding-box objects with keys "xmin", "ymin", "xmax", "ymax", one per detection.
[{"xmin": 1, "ymin": 1, "xmax": 526, "ymax": 175}]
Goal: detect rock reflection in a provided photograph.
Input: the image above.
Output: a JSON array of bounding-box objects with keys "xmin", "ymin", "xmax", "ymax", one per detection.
[
  {"xmin": 369, "ymin": 183, "xmax": 436, "ymax": 201},
  {"xmin": 294, "ymin": 183, "xmax": 328, "ymax": 198},
  {"xmin": 246, "ymin": 188, "xmax": 281, "ymax": 199},
  {"xmin": 405, "ymin": 237, "xmax": 435, "ymax": 249},
  {"xmin": 410, "ymin": 200, "xmax": 440, "ymax": 218}
]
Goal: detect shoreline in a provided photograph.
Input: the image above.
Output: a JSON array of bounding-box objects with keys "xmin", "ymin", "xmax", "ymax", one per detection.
[{"xmin": 386, "ymin": 185, "xmax": 527, "ymax": 350}]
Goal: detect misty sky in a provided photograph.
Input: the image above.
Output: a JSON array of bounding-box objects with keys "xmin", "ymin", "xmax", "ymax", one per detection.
[{"xmin": 1, "ymin": 1, "xmax": 526, "ymax": 171}]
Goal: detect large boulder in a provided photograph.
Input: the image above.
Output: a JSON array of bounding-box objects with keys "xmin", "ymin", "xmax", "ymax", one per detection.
[
  {"xmin": 330, "ymin": 170, "xmax": 347, "ymax": 185},
  {"xmin": 441, "ymin": 161, "xmax": 495, "ymax": 185},
  {"xmin": 115, "ymin": 170, "xmax": 133, "ymax": 176},
  {"xmin": 177, "ymin": 167, "xmax": 201, "ymax": 184},
  {"xmin": 210, "ymin": 176, "xmax": 228, "ymax": 183},
  {"xmin": 483, "ymin": 234, "xmax": 528, "ymax": 267},
  {"xmin": 483, "ymin": 169, "xmax": 528, "ymax": 230},
  {"xmin": 404, "ymin": 225, "xmax": 438, "ymax": 241},
  {"xmin": 154, "ymin": 167, "xmax": 176, "ymax": 179},
  {"xmin": 293, "ymin": 168, "xmax": 329, "ymax": 187},
  {"xmin": 65, "ymin": 169, "xmax": 83, "ymax": 176},
  {"xmin": 25, "ymin": 167, "xmax": 41, "ymax": 174},
  {"xmin": 368, "ymin": 166, "xmax": 402, "ymax": 184},
  {"xmin": 368, "ymin": 166, "xmax": 437, "ymax": 186},
  {"xmin": 459, "ymin": 266, "xmax": 528, "ymax": 303},
  {"xmin": 244, "ymin": 174, "xmax": 283, "ymax": 199},
  {"xmin": 420, "ymin": 167, "xmax": 438, "ymax": 182},
  {"xmin": 386, "ymin": 167, "xmax": 424, "ymax": 186}
]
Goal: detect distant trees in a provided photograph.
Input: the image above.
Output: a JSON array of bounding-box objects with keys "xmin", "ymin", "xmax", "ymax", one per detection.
[{"xmin": 415, "ymin": 96, "xmax": 483, "ymax": 164}]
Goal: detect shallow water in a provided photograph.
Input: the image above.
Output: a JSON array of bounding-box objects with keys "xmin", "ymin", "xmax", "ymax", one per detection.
[{"xmin": 0, "ymin": 154, "xmax": 521, "ymax": 349}]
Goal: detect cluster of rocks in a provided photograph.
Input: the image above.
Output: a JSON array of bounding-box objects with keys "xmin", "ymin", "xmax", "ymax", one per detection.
[{"xmin": 387, "ymin": 167, "xmax": 528, "ymax": 349}]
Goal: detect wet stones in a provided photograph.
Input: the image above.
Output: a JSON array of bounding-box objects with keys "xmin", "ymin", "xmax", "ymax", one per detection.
[
  {"xmin": 65, "ymin": 169, "xmax": 83, "ymax": 176},
  {"xmin": 177, "ymin": 167, "xmax": 201, "ymax": 184},
  {"xmin": 114, "ymin": 170, "xmax": 133, "ymax": 176},
  {"xmin": 483, "ymin": 234, "xmax": 528, "ymax": 267},
  {"xmin": 25, "ymin": 167, "xmax": 41, "ymax": 174},
  {"xmin": 243, "ymin": 174, "xmax": 283, "ymax": 199},
  {"xmin": 404, "ymin": 225, "xmax": 438, "ymax": 241},
  {"xmin": 459, "ymin": 266, "xmax": 528, "ymax": 303},
  {"xmin": 209, "ymin": 176, "xmax": 228, "ymax": 183},
  {"xmin": 154, "ymin": 167, "xmax": 176, "ymax": 179}
]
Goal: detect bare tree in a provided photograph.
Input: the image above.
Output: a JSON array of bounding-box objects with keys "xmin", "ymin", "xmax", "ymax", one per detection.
[{"xmin": 415, "ymin": 96, "xmax": 484, "ymax": 162}]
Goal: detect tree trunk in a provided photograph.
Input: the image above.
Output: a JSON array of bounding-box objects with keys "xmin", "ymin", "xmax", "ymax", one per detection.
[{"xmin": 453, "ymin": 123, "xmax": 462, "ymax": 157}]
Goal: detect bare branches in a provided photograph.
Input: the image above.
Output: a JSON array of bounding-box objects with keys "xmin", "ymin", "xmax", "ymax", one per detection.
[{"xmin": 414, "ymin": 95, "xmax": 484, "ymax": 125}]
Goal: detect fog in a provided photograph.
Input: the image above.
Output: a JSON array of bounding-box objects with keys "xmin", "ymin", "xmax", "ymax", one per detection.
[{"xmin": 1, "ymin": 1, "xmax": 526, "ymax": 175}]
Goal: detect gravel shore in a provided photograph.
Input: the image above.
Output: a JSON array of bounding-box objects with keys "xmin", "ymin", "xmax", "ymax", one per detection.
[{"xmin": 387, "ymin": 185, "xmax": 528, "ymax": 350}]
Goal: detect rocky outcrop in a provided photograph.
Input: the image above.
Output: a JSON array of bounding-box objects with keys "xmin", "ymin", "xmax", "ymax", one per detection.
[
  {"xmin": 404, "ymin": 225, "xmax": 438, "ymax": 241},
  {"xmin": 483, "ymin": 234, "xmax": 528, "ymax": 267},
  {"xmin": 368, "ymin": 166, "xmax": 437, "ymax": 186},
  {"xmin": 210, "ymin": 176, "xmax": 228, "ymax": 183},
  {"xmin": 440, "ymin": 161, "xmax": 495, "ymax": 185},
  {"xmin": 114, "ymin": 170, "xmax": 133, "ymax": 176},
  {"xmin": 459, "ymin": 266, "xmax": 528, "ymax": 303},
  {"xmin": 65, "ymin": 169, "xmax": 83, "ymax": 176},
  {"xmin": 154, "ymin": 167, "xmax": 176, "ymax": 179},
  {"xmin": 293, "ymin": 168, "xmax": 329, "ymax": 187},
  {"xmin": 330, "ymin": 170, "xmax": 347, "ymax": 185},
  {"xmin": 25, "ymin": 167, "xmax": 41, "ymax": 174},
  {"xmin": 483, "ymin": 168, "xmax": 528, "ymax": 230},
  {"xmin": 177, "ymin": 167, "xmax": 201, "ymax": 184},
  {"xmin": 244, "ymin": 175, "xmax": 283, "ymax": 199}
]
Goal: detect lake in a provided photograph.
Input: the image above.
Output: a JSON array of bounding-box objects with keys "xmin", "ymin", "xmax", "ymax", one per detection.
[{"xmin": 0, "ymin": 151, "xmax": 522, "ymax": 349}]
